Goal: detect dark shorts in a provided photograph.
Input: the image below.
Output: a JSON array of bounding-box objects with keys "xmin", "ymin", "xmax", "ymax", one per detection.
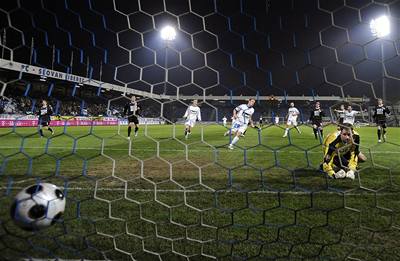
[
  {"xmin": 376, "ymin": 120, "xmax": 387, "ymax": 128},
  {"xmin": 312, "ymin": 121, "xmax": 322, "ymax": 128},
  {"xmin": 128, "ymin": 115, "xmax": 139, "ymax": 125},
  {"xmin": 38, "ymin": 117, "xmax": 50, "ymax": 127},
  {"xmin": 338, "ymin": 118, "xmax": 344, "ymax": 125}
]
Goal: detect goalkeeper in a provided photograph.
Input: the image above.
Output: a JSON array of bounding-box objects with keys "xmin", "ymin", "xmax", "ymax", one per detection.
[{"xmin": 321, "ymin": 123, "xmax": 360, "ymax": 180}]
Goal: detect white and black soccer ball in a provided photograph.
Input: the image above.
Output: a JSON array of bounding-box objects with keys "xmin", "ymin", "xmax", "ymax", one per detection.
[{"xmin": 10, "ymin": 183, "xmax": 66, "ymax": 231}]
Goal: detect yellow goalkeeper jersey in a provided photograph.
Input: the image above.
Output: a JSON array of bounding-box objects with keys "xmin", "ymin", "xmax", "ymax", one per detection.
[{"xmin": 322, "ymin": 131, "xmax": 359, "ymax": 176}]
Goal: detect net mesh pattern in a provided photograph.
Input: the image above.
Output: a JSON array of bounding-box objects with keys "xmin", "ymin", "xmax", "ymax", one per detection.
[{"xmin": 0, "ymin": 0, "xmax": 399, "ymax": 260}]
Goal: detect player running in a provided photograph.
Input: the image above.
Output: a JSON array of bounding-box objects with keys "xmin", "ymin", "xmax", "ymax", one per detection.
[
  {"xmin": 38, "ymin": 100, "xmax": 54, "ymax": 137},
  {"xmin": 274, "ymin": 114, "xmax": 279, "ymax": 125},
  {"xmin": 310, "ymin": 102, "xmax": 325, "ymax": 140},
  {"xmin": 283, "ymin": 102, "xmax": 301, "ymax": 137},
  {"xmin": 183, "ymin": 100, "xmax": 201, "ymax": 139},
  {"xmin": 227, "ymin": 98, "xmax": 256, "ymax": 149},
  {"xmin": 123, "ymin": 96, "xmax": 140, "ymax": 140},
  {"xmin": 222, "ymin": 116, "xmax": 227, "ymax": 127},
  {"xmin": 373, "ymin": 98, "xmax": 390, "ymax": 143},
  {"xmin": 321, "ymin": 124, "xmax": 359, "ymax": 180}
]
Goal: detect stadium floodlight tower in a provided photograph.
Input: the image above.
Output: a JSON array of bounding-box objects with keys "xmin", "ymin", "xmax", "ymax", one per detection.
[
  {"xmin": 370, "ymin": 15, "xmax": 390, "ymax": 103},
  {"xmin": 160, "ymin": 25, "xmax": 176, "ymax": 95}
]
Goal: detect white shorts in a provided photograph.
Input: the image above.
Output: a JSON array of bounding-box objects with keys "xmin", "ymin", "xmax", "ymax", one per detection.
[
  {"xmin": 343, "ymin": 120, "xmax": 354, "ymax": 126},
  {"xmin": 231, "ymin": 121, "xmax": 248, "ymax": 133},
  {"xmin": 185, "ymin": 119, "xmax": 196, "ymax": 128},
  {"xmin": 287, "ymin": 118, "xmax": 298, "ymax": 126}
]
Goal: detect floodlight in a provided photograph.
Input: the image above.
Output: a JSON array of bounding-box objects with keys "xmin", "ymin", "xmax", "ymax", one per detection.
[
  {"xmin": 370, "ymin": 15, "xmax": 390, "ymax": 38},
  {"xmin": 160, "ymin": 26, "xmax": 176, "ymax": 41}
]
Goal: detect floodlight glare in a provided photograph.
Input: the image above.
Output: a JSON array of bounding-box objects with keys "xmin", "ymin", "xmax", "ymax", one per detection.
[
  {"xmin": 161, "ymin": 26, "xmax": 176, "ymax": 41},
  {"xmin": 370, "ymin": 15, "xmax": 390, "ymax": 38}
]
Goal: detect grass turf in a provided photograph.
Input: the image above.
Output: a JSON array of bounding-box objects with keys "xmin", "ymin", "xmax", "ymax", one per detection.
[{"xmin": 0, "ymin": 123, "xmax": 399, "ymax": 260}]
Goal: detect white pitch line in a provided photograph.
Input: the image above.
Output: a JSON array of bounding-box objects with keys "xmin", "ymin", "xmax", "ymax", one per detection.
[
  {"xmin": 1, "ymin": 145, "xmax": 400, "ymax": 154},
  {"xmin": 1, "ymin": 186, "xmax": 399, "ymax": 195}
]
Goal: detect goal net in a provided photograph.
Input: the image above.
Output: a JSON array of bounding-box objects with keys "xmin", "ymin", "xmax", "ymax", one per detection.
[{"xmin": 0, "ymin": 0, "xmax": 399, "ymax": 260}]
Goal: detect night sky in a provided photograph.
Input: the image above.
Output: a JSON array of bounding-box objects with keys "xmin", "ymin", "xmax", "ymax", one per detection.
[{"xmin": 1, "ymin": 0, "xmax": 400, "ymax": 102}]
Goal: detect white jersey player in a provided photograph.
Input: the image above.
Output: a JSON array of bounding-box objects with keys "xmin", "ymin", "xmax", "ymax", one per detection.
[
  {"xmin": 343, "ymin": 105, "xmax": 362, "ymax": 126},
  {"xmin": 222, "ymin": 116, "xmax": 227, "ymax": 127},
  {"xmin": 283, "ymin": 102, "xmax": 301, "ymax": 137},
  {"xmin": 274, "ymin": 115, "xmax": 279, "ymax": 125},
  {"xmin": 183, "ymin": 100, "xmax": 201, "ymax": 139},
  {"xmin": 226, "ymin": 99, "xmax": 256, "ymax": 149}
]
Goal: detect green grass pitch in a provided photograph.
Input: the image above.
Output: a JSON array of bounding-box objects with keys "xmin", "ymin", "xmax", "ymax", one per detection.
[{"xmin": 0, "ymin": 123, "xmax": 399, "ymax": 260}]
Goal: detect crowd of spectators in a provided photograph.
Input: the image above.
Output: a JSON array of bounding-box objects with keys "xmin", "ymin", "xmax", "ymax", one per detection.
[{"xmin": 0, "ymin": 96, "xmax": 33, "ymax": 114}]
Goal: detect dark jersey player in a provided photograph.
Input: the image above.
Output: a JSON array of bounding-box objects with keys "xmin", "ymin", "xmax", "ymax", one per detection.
[
  {"xmin": 123, "ymin": 96, "xmax": 140, "ymax": 140},
  {"xmin": 373, "ymin": 98, "xmax": 390, "ymax": 143},
  {"xmin": 309, "ymin": 102, "xmax": 325, "ymax": 140},
  {"xmin": 38, "ymin": 100, "xmax": 54, "ymax": 137}
]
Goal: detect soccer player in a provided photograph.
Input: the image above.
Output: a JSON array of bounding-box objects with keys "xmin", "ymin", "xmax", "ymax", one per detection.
[
  {"xmin": 227, "ymin": 98, "xmax": 256, "ymax": 149},
  {"xmin": 38, "ymin": 100, "xmax": 54, "ymax": 137},
  {"xmin": 310, "ymin": 102, "xmax": 325, "ymax": 140},
  {"xmin": 183, "ymin": 100, "xmax": 201, "ymax": 139},
  {"xmin": 283, "ymin": 102, "xmax": 301, "ymax": 137},
  {"xmin": 373, "ymin": 98, "xmax": 390, "ymax": 143},
  {"xmin": 274, "ymin": 115, "xmax": 279, "ymax": 125},
  {"xmin": 322, "ymin": 124, "xmax": 359, "ymax": 180},
  {"xmin": 222, "ymin": 116, "xmax": 227, "ymax": 127},
  {"xmin": 343, "ymin": 105, "xmax": 363, "ymax": 126},
  {"xmin": 259, "ymin": 116, "xmax": 263, "ymax": 127},
  {"xmin": 334, "ymin": 104, "xmax": 346, "ymax": 126},
  {"xmin": 123, "ymin": 96, "xmax": 140, "ymax": 140}
]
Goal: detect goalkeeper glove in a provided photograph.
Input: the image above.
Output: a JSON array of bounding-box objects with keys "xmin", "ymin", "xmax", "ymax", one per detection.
[
  {"xmin": 333, "ymin": 169, "xmax": 346, "ymax": 179},
  {"xmin": 346, "ymin": 170, "xmax": 355, "ymax": 180}
]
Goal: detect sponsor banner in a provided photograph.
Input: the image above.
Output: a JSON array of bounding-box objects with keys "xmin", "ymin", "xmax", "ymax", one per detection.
[
  {"xmin": 0, "ymin": 114, "xmax": 37, "ymax": 120},
  {"xmin": 0, "ymin": 119, "xmax": 118, "ymax": 127},
  {"xmin": 119, "ymin": 118, "xmax": 165, "ymax": 125},
  {"xmin": 0, "ymin": 115, "xmax": 165, "ymax": 127}
]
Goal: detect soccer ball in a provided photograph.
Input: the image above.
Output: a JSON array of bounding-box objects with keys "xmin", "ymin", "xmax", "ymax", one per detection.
[{"xmin": 10, "ymin": 183, "xmax": 66, "ymax": 231}]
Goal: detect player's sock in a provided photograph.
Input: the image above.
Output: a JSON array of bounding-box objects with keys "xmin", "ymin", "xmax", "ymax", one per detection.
[
  {"xmin": 134, "ymin": 126, "xmax": 139, "ymax": 136},
  {"xmin": 319, "ymin": 129, "xmax": 323, "ymax": 138},
  {"xmin": 383, "ymin": 129, "xmax": 387, "ymax": 138},
  {"xmin": 377, "ymin": 129, "xmax": 381, "ymax": 140},
  {"xmin": 283, "ymin": 128, "xmax": 288, "ymax": 137},
  {"xmin": 231, "ymin": 136, "xmax": 239, "ymax": 145},
  {"xmin": 313, "ymin": 128, "xmax": 318, "ymax": 139},
  {"xmin": 48, "ymin": 127, "xmax": 53, "ymax": 134},
  {"xmin": 128, "ymin": 126, "xmax": 132, "ymax": 137},
  {"xmin": 39, "ymin": 129, "xmax": 43, "ymax": 136}
]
